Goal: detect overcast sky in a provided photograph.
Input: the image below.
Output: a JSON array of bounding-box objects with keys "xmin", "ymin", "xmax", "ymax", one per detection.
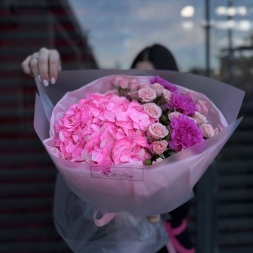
[{"xmin": 68, "ymin": 0, "xmax": 253, "ymax": 71}]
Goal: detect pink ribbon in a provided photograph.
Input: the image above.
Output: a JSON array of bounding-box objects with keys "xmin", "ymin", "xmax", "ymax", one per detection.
[
  {"xmin": 94, "ymin": 210, "xmax": 117, "ymax": 227},
  {"xmin": 166, "ymin": 240, "xmax": 177, "ymax": 253}
]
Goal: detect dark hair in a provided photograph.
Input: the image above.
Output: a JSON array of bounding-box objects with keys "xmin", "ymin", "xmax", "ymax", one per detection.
[{"xmin": 131, "ymin": 44, "xmax": 179, "ymax": 71}]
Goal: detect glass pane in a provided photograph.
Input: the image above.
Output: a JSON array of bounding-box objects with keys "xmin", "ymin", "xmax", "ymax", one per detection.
[
  {"xmin": 211, "ymin": 1, "xmax": 253, "ymax": 252},
  {"xmin": 68, "ymin": 0, "xmax": 205, "ymax": 72},
  {"xmin": 211, "ymin": 0, "xmax": 253, "ymax": 99}
]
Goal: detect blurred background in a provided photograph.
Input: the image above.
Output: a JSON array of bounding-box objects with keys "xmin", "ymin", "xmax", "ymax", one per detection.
[{"xmin": 0, "ymin": 0, "xmax": 252, "ymax": 252}]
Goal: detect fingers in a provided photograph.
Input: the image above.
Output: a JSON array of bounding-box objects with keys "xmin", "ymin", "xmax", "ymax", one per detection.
[
  {"xmin": 147, "ymin": 215, "xmax": 161, "ymax": 223},
  {"xmin": 38, "ymin": 48, "xmax": 50, "ymax": 86},
  {"xmin": 21, "ymin": 55, "xmax": 33, "ymax": 75},
  {"xmin": 30, "ymin": 53, "xmax": 40, "ymax": 77},
  {"xmin": 21, "ymin": 47, "xmax": 61, "ymax": 86},
  {"xmin": 49, "ymin": 50, "xmax": 60, "ymax": 85}
]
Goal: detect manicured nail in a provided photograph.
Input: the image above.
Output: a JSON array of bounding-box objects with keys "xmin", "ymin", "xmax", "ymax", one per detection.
[
  {"xmin": 43, "ymin": 79, "xmax": 49, "ymax": 86},
  {"xmin": 38, "ymin": 75, "xmax": 41, "ymax": 82},
  {"xmin": 51, "ymin": 77, "xmax": 55, "ymax": 85}
]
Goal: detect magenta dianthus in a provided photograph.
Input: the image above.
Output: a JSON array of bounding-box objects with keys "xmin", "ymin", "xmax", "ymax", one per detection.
[
  {"xmin": 168, "ymin": 115, "xmax": 203, "ymax": 151},
  {"xmin": 168, "ymin": 93, "xmax": 196, "ymax": 116}
]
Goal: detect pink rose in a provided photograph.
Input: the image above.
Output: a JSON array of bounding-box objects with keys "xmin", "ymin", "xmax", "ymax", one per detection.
[
  {"xmin": 139, "ymin": 83, "xmax": 150, "ymax": 89},
  {"xmin": 163, "ymin": 89, "xmax": 172, "ymax": 103},
  {"xmin": 112, "ymin": 76, "xmax": 128, "ymax": 89},
  {"xmin": 128, "ymin": 91, "xmax": 139, "ymax": 100},
  {"xmin": 200, "ymin": 123, "xmax": 215, "ymax": 138},
  {"xmin": 196, "ymin": 100, "xmax": 208, "ymax": 115},
  {"xmin": 119, "ymin": 80, "xmax": 128, "ymax": 89},
  {"xmin": 214, "ymin": 127, "xmax": 219, "ymax": 135},
  {"xmin": 148, "ymin": 123, "xmax": 169, "ymax": 139},
  {"xmin": 188, "ymin": 117, "xmax": 197, "ymax": 124},
  {"xmin": 153, "ymin": 140, "xmax": 168, "ymax": 154},
  {"xmin": 143, "ymin": 103, "xmax": 162, "ymax": 119},
  {"xmin": 105, "ymin": 89, "xmax": 119, "ymax": 96},
  {"xmin": 138, "ymin": 87, "xmax": 156, "ymax": 102},
  {"xmin": 168, "ymin": 111, "xmax": 182, "ymax": 120},
  {"xmin": 152, "ymin": 157, "xmax": 163, "ymax": 164},
  {"xmin": 129, "ymin": 79, "xmax": 139, "ymax": 91},
  {"xmin": 151, "ymin": 82, "xmax": 164, "ymax": 96},
  {"xmin": 214, "ymin": 125, "xmax": 222, "ymax": 135},
  {"xmin": 193, "ymin": 111, "xmax": 207, "ymax": 125},
  {"xmin": 186, "ymin": 90, "xmax": 198, "ymax": 102}
]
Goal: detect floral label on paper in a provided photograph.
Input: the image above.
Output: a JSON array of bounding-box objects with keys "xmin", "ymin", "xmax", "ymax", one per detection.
[{"xmin": 90, "ymin": 166, "xmax": 144, "ymax": 181}]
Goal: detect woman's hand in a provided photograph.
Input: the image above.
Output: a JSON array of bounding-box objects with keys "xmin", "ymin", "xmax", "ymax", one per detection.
[
  {"xmin": 147, "ymin": 214, "xmax": 161, "ymax": 223},
  {"xmin": 21, "ymin": 48, "xmax": 61, "ymax": 86}
]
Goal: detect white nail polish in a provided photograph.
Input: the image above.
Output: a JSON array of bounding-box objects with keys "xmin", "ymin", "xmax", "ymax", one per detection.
[
  {"xmin": 38, "ymin": 75, "xmax": 41, "ymax": 82},
  {"xmin": 43, "ymin": 80, "xmax": 49, "ymax": 86},
  {"xmin": 51, "ymin": 77, "xmax": 55, "ymax": 85}
]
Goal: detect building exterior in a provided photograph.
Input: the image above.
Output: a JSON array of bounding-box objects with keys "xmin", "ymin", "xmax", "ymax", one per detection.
[{"xmin": 0, "ymin": 0, "xmax": 97, "ymax": 252}]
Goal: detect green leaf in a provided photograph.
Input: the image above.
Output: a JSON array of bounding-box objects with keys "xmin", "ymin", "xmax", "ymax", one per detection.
[
  {"xmin": 159, "ymin": 154, "xmax": 165, "ymax": 159},
  {"xmin": 144, "ymin": 159, "xmax": 152, "ymax": 165}
]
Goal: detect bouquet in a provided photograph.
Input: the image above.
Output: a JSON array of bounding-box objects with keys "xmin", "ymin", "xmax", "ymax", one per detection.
[
  {"xmin": 52, "ymin": 75, "xmax": 225, "ymax": 166},
  {"xmin": 34, "ymin": 69, "xmax": 244, "ymax": 253}
]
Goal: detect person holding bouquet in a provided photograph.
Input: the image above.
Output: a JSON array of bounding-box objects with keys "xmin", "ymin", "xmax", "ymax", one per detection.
[
  {"xmin": 21, "ymin": 42, "xmax": 243, "ymax": 253},
  {"xmin": 21, "ymin": 45, "xmax": 210, "ymax": 253}
]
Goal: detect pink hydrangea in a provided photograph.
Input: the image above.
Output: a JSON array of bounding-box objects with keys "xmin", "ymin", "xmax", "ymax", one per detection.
[
  {"xmin": 54, "ymin": 93, "xmax": 155, "ymax": 165},
  {"xmin": 112, "ymin": 131, "xmax": 151, "ymax": 164},
  {"xmin": 168, "ymin": 115, "xmax": 204, "ymax": 151},
  {"xmin": 150, "ymin": 76, "xmax": 178, "ymax": 92},
  {"xmin": 168, "ymin": 93, "xmax": 197, "ymax": 116}
]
